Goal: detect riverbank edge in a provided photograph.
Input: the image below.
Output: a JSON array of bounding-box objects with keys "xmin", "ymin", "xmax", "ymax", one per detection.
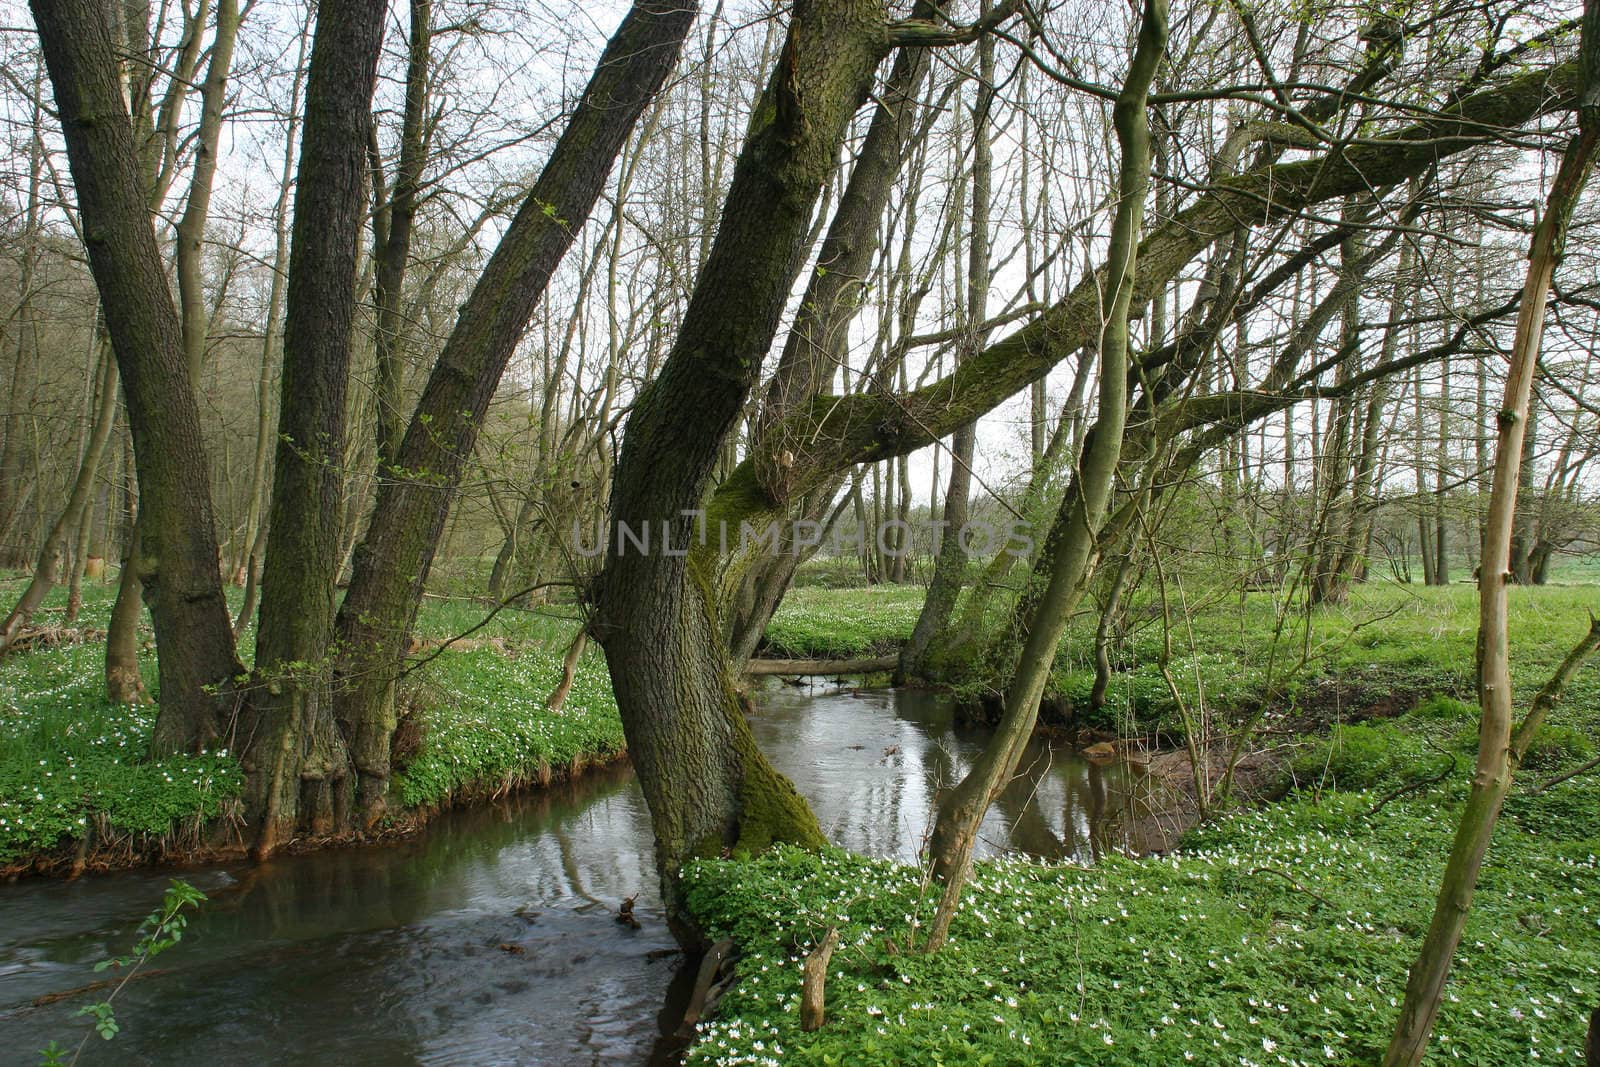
[
  {"xmin": 0, "ymin": 654, "xmax": 900, "ymax": 881},
  {"xmin": 0, "ymin": 743, "xmax": 632, "ymax": 882},
  {"xmin": 1, "ymin": 647, "xmax": 1465, "ymax": 882}
]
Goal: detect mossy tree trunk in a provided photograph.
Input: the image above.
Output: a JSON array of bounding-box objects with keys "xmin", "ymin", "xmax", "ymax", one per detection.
[
  {"xmin": 1384, "ymin": 8, "xmax": 1600, "ymax": 1057},
  {"xmin": 236, "ymin": 0, "xmax": 389, "ymax": 855},
  {"xmin": 594, "ymin": 0, "xmax": 897, "ymax": 940},
  {"xmin": 105, "ymin": 534, "xmax": 148, "ymax": 704}
]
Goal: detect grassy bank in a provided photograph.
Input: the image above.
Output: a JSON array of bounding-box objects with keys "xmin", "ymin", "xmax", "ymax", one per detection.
[
  {"xmin": 0, "ymin": 639, "xmax": 239, "ymax": 867},
  {"xmin": 760, "ymin": 585, "xmax": 924, "ymax": 659},
  {"xmin": 680, "ymin": 579, "xmax": 1600, "ymax": 1065},
  {"xmin": 0, "ymin": 568, "xmax": 925, "ymax": 867},
  {"xmin": 0, "ymin": 574, "xmax": 620, "ymax": 870},
  {"xmin": 682, "ymin": 778, "xmax": 1599, "ymax": 1065},
  {"xmin": 1034, "ymin": 582, "xmax": 1598, "ymax": 739}
]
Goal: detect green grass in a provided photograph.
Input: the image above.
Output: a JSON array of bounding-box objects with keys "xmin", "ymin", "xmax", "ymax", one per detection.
[
  {"xmin": 761, "ymin": 585, "xmax": 926, "ymax": 658},
  {"xmin": 0, "ymin": 640, "xmax": 239, "ymax": 864},
  {"xmin": 1039, "ymin": 581, "xmax": 1600, "ymax": 736},
  {"xmin": 394, "ymin": 641, "xmax": 624, "ymax": 808},
  {"xmin": 0, "ymin": 575, "xmax": 244, "ymax": 864},
  {"xmin": 683, "ymin": 577, "xmax": 1600, "ymax": 1067}
]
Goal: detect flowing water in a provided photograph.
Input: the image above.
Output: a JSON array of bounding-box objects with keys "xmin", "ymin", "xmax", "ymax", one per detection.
[{"xmin": 0, "ymin": 680, "xmax": 1162, "ymax": 1065}]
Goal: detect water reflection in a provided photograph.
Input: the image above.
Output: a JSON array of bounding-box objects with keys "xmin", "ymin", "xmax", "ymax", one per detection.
[
  {"xmin": 749, "ymin": 679, "xmax": 1161, "ymax": 864},
  {"xmin": 0, "ymin": 681, "xmax": 1159, "ymax": 1064}
]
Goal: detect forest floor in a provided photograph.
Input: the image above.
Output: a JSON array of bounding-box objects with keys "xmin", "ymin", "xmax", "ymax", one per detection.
[{"xmin": 681, "ymin": 575, "xmax": 1600, "ymax": 1066}]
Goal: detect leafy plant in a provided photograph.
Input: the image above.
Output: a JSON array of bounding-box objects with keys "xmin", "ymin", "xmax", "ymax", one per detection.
[
  {"xmin": 39, "ymin": 878, "xmax": 207, "ymax": 1065},
  {"xmin": 682, "ymin": 787, "xmax": 1600, "ymax": 1066}
]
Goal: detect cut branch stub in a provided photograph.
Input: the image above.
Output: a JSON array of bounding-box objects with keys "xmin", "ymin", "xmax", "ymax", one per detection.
[{"xmin": 800, "ymin": 927, "xmax": 841, "ymax": 1031}]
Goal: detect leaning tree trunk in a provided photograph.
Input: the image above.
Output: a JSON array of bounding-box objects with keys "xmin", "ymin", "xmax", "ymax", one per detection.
[
  {"xmin": 609, "ymin": 17, "xmax": 1584, "ymax": 943},
  {"xmin": 370, "ymin": 0, "xmax": 431, "ymax": 468},
  {"xmin": 173, "ymin": 0, "xmax": 241, "ymax": 384},
  {"xmin": 32, "ymin": 0, "xmax": 243, "ymax": 750},
  {"xmin": 333, "ymin": 0, "xmax": 698, "ymax": 825},
  {"xmin": 594, "ymin": 0, "xmax": 896, "ymax": 943},
  {"xmin": 920, "ymin": 0, "xmax": 1164, "ymax": 952},
  {"xmin": 1383, "ymin": 16, "xmax": 1600, "ymax": 1059}
]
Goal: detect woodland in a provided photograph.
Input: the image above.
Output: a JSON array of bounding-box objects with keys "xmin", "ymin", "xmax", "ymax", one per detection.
[{"xmin": 2, "ymin": 0, "xmax": 1600, "ymax": 1061}]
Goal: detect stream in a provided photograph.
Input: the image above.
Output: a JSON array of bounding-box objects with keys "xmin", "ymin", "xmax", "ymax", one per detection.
[{"xmin": 0, "ymin": 679, "xmax": 1162, "ymax": 1065}]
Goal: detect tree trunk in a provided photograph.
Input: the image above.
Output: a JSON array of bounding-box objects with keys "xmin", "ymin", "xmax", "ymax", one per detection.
[
  {"xmin": 1089, "ymin": 554, "xmax": 1134, "ymax": 711},
  {"xmin": 370, "ymin": 0, "xmax": 431, "ymax": 468},
  {"xmin": 0, "ymin": 72, "xmax": 45, "ymax": 571},
  {"xmin": 921, "ymin": 0, "xmax": 1164, "ymax": 952},
  {"xmin": 595, "ymin": 0, "xmax": 893, "ymax": 941},
  {"xmin": 233, "ymin": 16, "xmax": 307, "ymax": 603},
  {"xmin": 1510, "ymin": 402, "xmax": 1540, "ymax": 583},
  {"xmin": 32, "ymin": 0, "xmax": 244, "ymax": 751},
  {"xmin": 1434, "ymin": 355, "xmax": 1452, "ymax": 583},
  {"xmin": 1383, "ymin": 33, "xmax": 1599, "ymax": 1058},
  {"xmin": 235, "ymin": 0, "xmax": 389, "ymax": 854},
  {"xmin": 173, "ymin": 0, "xmax": 242, "ymax": 384},
  {"xmin": 334, "ymin": 0, "xmax": 698, "ymax": 824},
  {"xmin": 0, "ymin": 341, "xmax": 120, "ymax": 650},
  {"xmin": 105, "ymin": 537, "xmax": 148, "ymax": 703}
]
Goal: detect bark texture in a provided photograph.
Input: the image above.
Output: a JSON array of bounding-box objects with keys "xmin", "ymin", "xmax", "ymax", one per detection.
[
  {"xmin": 32, "ymin": 0, "xmax": 243, "ymax": 750},
  {"xmin": 239, "ymin": 0, "xmax": 389, "ymax": 854}
]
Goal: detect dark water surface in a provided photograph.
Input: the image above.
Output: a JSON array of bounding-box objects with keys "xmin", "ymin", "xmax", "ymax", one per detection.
[{"xmin": 0, "ymin": 680, "xmax": 1156, "ymax": 1065}]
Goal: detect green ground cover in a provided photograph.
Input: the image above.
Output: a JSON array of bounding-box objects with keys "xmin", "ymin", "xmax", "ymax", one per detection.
[
  {"xmin": 681, "ymin": 576, "xmax": 1600, "ymax": 1066},
  {"xmin": 394, "ymin": 640, "xmax": 622, "ymax": 808},
  {"xmin": 0, "ymin": 573, "xmax": 613, "ymax": 864},
  {"xmin": 1046, "ymin": 582, "xmax": 1599, "ymax": 738},
  {"xmin": 683, "ymin": 774, "xmax": 1600, "ymax": 1065},
  {"xmin": 760, "ymin": 585, "xmax": 925, "ymax": 658}
]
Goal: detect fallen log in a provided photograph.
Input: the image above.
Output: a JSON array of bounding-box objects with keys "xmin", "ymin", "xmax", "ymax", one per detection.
[{"xmin": 744, "ymin": 656, "xmax": 897, "ymax": 676}]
